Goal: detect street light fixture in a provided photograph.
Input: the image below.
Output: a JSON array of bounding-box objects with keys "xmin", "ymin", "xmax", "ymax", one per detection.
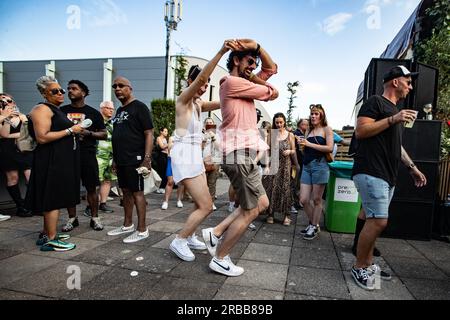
[{"xmin": 164, "ymin": 0, "xmax": 182, "ymax": 99}]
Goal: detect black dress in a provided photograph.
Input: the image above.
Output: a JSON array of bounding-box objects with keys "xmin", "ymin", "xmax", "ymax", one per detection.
[
  {"xmin": 0, "ymin": 121, "xmax": 33, "ymax": 171},
  {"xmin": 26, "ymin": 103, "xmax": 80, "ymax": 212}
]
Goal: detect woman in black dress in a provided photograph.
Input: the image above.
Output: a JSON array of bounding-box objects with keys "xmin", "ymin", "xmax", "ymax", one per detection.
[
  {"xmin": 27, "ymin": 76, "xmax": 83, "ymax": 252},
  {"xmin": 0, "ymin": 93, "xmax": 33, "ymax": 217}
]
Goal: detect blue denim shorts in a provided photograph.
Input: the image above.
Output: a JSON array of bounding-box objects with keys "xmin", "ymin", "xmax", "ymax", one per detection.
[
  {"xmin": 353, "ymin": 174, "xmax": 395, "ymax": 219},
  {"xmin": 300, "ymin": 158, "xmax": 330, "ymax": 185}
]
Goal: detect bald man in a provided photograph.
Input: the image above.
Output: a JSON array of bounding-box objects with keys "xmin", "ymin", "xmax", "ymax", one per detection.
[{"xmin": 107, "ymin": 77, "xmax": 154, "ymax": 243}]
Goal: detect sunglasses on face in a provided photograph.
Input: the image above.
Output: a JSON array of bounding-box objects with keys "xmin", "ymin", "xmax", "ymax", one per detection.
[
  {"xmin": 112, "ymin": 83, "xmax": 129, "ymax": 89},
  {"xmin": 50, "ymin": 88, "xmax": 66, "ymax": 95},
  {"xmin": 247, "ymin": 57, "xmax": 260, "ymax": 67},
  {"xmin": 2, "ymin": 98, "xmax": 14, "ymax": 104}
]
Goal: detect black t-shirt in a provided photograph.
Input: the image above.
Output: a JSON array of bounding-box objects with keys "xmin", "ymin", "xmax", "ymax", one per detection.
[
  {"xmin": 112, "ymin": 100, "xmax": 154, "ymax": 166},
  {"xmin": 60, "ymin": 104, "xmax": 106, "ymax": 153},
  {"xmin": 352, "ymin": 95, "xmax": 403, "ymax": 186}
]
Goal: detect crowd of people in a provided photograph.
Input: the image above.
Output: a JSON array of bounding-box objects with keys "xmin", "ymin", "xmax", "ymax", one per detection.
[{"xmin": 0, "ymin": 39, "xmax": 428, "ymax": 291}]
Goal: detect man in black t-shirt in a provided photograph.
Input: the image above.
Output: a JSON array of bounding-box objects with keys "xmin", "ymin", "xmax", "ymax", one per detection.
[
  {"xmin": 107, "ymin": 76, "xmax": 154, "ymax": 244},
  {"xmin": 60, "ymin": 80, "xmax": 107, "ymax": 232},
  {"xmin": 350, "ymin": 65, "xmax": 427, "ymax": 290}
]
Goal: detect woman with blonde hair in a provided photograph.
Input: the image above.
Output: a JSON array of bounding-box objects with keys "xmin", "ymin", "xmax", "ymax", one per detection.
[{"xmin": 298, "ymin": 104, "xmax": 333, "ymax": 240}]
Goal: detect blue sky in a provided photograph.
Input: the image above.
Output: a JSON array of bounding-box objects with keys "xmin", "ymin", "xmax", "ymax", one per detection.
[{"xmin": 0, "ymin": 0, "xmax": 422, "ymax": 129}]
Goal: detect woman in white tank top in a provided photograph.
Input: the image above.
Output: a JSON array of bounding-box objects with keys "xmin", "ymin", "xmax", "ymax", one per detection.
[{"xmin": 169, "ymin": 40, "xmax": 239, "ymax": 262}]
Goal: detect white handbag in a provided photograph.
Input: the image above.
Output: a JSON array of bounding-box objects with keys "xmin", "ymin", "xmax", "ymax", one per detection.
[{"xmin": 144, "ymin": 169, "xmax": 162, "ymax": 195}]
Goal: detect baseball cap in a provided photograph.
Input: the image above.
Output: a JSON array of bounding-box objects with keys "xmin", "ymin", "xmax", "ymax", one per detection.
[{"xmin": 383, "ymin": 65, "xmax": 419, "ymax": 83}]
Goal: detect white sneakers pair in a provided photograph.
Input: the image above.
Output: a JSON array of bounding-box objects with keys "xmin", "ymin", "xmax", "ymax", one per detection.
[
  {"xmin": 107, "ymin": 224, "xmax": 149, "ymax": 243},
  {"xmin": 169, "ymin": 234, "xmax": 207, "ymax": 261},
  {"xmin": 0, "ymin": 214, "xmax": 11, "ymax": 222},
  {"xmin": 161, "ymin": 200, "xmax": 183, "ymax": 210}
]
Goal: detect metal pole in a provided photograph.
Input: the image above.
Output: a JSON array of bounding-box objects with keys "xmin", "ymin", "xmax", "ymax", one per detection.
[{"xmin": 164, "ymin": 26, "xmax": 171, "ymax": 99}]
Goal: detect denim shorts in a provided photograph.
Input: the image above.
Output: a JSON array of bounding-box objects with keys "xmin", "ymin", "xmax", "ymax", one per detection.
[
  {"xmin": 353, "ymin": 174, "xmax": 395, "ymax": 219},
  {"xmin": 300, "ymin": 158, "xmax": 330, "ymax": 185}
]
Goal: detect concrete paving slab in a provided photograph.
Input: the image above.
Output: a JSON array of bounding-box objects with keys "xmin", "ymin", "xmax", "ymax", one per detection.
[
  {"xmin": 290, "ymin": 246, "xmax": 341, "ymax": 270},
  {"xmin": 148, "ymin": 221, "xmax": 185, "ymax": 233},
  {"xmin": 76, "ymin": 241, "xmax": 146, "ymax": 267},
  {"xmin": 0, "ymin": 228, "xmax": 34, "ymax": 242},
  {"xmin": 344, "ymin": 273, "xmax": 414, "ymax": 300},
  {"xmin": 432, "ymin": 260, "xmax": 450, "ymax": 277},
  {"xmin": 62, "ymin": 267, "xmax": 161, "ymax": 300},
  {"xmin": 260, "ymin": 223, "xmax": 296, "ymax": 235},
  {"xmin": 401, "ymin": 277, "xmax": 450, "ymax": 300},
  {"xmin": 27, "ymin": 237, "xmax": 106, "ymax": 260},
  {"xmin": 0, "ymin": 253, "xmax": 61, "ymax": 286},
  {"xmin": 111, "ymin": 230, "xmax": 169, "ymax": 247},
  {"xmin": 4, "ymin": 260, "xmax": 109, "ymax": 298},
  {"xmin": 214, "ymin": 284, "xmax": 284, "ymax": 300},
  {"xmin": 224, "ymin": 260, "xmax": 288, "ymax": 292},
  {"xmin": 285, "ymin": 293, "xmax": 343, "ymax": 300},
  {"xmin": 168, "ymin": 253, "xmax": 227, "ymax": 284},
  {"xmin": 0, "ymin": 248, "xmax": 21, "ymax": 260},
  {"xmin": 286, "ymin": 266, "xmax": 350, "ymax": 300},
  {"xmin": 0, "ymin": 233, "xmax": 40, "ymax": 254},
  {"xmin": 241, "ymin": 243, "xmax": 291, "ymax": 264},
  {"xmin": 0, "ymin": 289, "xmax": 49, "ymax": 300},
  {"xmin": 384, "ymin": 256, "xmax": 448, "ymax": 280},
  {"xmin": 253, "ymin": 230, "xmax": 293, "ymax": 247},
  {"xmin": 140, "ymin": 276, "xmax": 222, "ymax": 300},
  {"xmin": 375, "ymin": 240, "xmax": 425, "ymax": 259},
  {"xmin": 292, "ymin": 231, "xmax": 334, "ymax": 249},
  {"xmin": 408, "ymin": 240, "xmax": 450, "ymax": 261},
  {"xmin": 336, "ymin": 250, "xmax": 393, "ymax": 274},
  {"xmin": 120, "ymin": 247, "xmax": 182, "ymax": 274}
]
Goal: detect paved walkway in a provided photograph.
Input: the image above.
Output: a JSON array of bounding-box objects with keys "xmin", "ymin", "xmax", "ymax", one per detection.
[{"xmin": 0, "ymin": 178, "xmax": 449, "ymax": 300}]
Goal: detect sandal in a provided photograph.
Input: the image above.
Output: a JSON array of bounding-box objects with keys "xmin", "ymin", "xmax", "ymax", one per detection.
[
  {"xmin": 283, "ymin": 217, "xmax": 291, "ymax": 226},
  {"xmin": 266, "ymin": 216, "xmax": 274, "ymax": 224}
]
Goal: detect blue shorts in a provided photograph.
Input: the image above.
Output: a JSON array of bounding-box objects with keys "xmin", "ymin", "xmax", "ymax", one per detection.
[
  {"xmin": 300, "ymin": 158, "xmax": 330, "ymax": 185},
  {"xmin": 166, "ymin": 157, "xmax": 173, "ymax": 177},
  {"xmin": 353, "ymin": 174, "xmax": 395, "ymax": 219}
]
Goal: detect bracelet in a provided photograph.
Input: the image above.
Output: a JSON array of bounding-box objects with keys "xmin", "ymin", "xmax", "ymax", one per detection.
[
  {"xmin": 144, "ymin": 154, "xmax": 151, "ymax": 159},
  {"xmin": 388, "ymin": 116, "xmax": 393, "ymax": 126},
  {"xmin": 65, "ymin": 129, "xmax": 72, "ymax": 136}
]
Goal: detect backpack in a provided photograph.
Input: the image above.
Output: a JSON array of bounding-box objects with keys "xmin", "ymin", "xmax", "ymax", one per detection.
[{"xmin": 16, "ymin": 115, "xmax": 37, "ymax": 152}]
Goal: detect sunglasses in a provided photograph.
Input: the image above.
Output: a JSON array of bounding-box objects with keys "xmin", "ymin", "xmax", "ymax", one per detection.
[
  {"xmin": 50, "ymin": 88, "xmax": 66, "ymax": 95},
  {"xmin": 310, "ymin": 104, "xmax": 323, "ymax": 109},
  {"xmin": 112, "ymin": 83, "xmax": 129, "ymax": 89},
  {"xmin": 2, "ymin": 98, "xmax": 14, "ymax": 104},
  {"xmin": 247, "ymin": 57, "xmax": 260, "ymax": 67}
]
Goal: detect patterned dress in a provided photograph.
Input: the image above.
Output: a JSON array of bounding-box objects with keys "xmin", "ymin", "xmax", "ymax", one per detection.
[{"xmin": 262, "ymin": 134, "xmax": 292, "ymax": 220}]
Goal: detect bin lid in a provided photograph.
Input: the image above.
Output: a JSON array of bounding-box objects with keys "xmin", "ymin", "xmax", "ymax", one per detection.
[{"xmin": 328, "ymin": 161, "xmax": 354, "ymax": 179}]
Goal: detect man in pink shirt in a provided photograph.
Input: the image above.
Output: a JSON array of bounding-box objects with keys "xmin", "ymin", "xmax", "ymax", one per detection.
[{"xmin": 202, "ymin": 39, "xmax": 279, "ymax": 276}]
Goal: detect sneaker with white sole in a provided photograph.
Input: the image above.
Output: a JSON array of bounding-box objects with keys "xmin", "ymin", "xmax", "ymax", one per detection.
[
  {"xmin": 107, "ymin": 224, "xmax": 135, "ymax": 236},
  {"xmin": 90, "ymin": 217, "xmax": 104, "ymax": 231},
  {"xmin": 351, "ymin": 266, "xmax": 375, "ymax": 290},
  {"xmin": 367, "ymin": 263, "xmax": 392, "ymax": 281},
  {"xmin": 170, "ymin": 237, "xmax": 195, "ymax": 261},
  {"xmin": 202, "ymin": 227, "xmax": 220, "ymax": 257},
  {"xmin": 0, "ymin": 214, "xmax": 11, "ymax": 222},
  {"xmin": 300, "ymin": 224, "xmax": 312, "ymax": 235},
  {"xmin": 61, "ymin": 217, "xmax": 79, "ymax": 232},
  {"xmin": 227, "ymin": 202, "xmax": 235, "ymax": 213},
  {"xmin": 209, "ymin": 255, "xmax": 244, "ymax": 277},
  {"xmin": 161, "ymin": 202, "xmax": 168, "ymax": 210},
  {"xmin": 177, "ymin": 200, "xmax": 183, "ymax": 208},
  {"xmin": 123, "ymin": 229, "xmax": 149, "ymax": 243},
  {"xmin": 212, "ymin": 203, "xmax": 217, "ymax": 211},
  {"xmin": 290, "ymin": 206, "xmax": 297, "ymax": 214},
  {"xmin": 187, "ymin": 233, "xmax": 207, "ymax": 250},
  {"xmin": 303, "ymin": 225, "xmax": 319, "ymax": 240},
  {"xmin": 248, "ymin": 223, "xmax": 256, "ymax": 231}
]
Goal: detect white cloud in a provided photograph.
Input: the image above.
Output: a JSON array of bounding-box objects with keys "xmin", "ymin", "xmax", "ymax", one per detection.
[
  {"xmin": 85, "ymin": 0, "xmax": 128, "ymax": 27},
  {"xmin": 320, "ymin": 13, "xmax": 353, "ymax": 36}
]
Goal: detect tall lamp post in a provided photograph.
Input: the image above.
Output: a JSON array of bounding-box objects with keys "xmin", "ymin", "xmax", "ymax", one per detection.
[{"xmin": 164, "ymin": 0, "xmax": 182, "ymax": 99}]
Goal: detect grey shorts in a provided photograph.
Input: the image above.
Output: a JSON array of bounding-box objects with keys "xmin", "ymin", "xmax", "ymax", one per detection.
[
  {"xmin": 222, "ymin": 151, "xmax": 266, "ymax": 210},
  {"xmin": 353, "ymin": 174, "xmax": 395, "ymax": 219}
]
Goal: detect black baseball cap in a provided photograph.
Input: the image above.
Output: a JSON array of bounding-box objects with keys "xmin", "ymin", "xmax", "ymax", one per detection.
[{"xmin": 383, "ymin": 65, "xmax": 419, "ymax": 83}]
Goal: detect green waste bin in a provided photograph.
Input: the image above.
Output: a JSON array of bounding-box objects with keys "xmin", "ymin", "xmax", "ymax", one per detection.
[{"xmin": 325, "ymin": 161, "xmax": 361, "ymax": 233}]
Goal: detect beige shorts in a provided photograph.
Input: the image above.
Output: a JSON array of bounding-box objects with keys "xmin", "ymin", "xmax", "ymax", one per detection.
[{"xmin": 222, "ymin": 151, "xmax": 266, "ymax": 210}]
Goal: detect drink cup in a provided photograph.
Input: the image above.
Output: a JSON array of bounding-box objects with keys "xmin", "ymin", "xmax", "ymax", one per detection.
[{"xmin": 404, "ymin": 110, "xmax": 418, "ymax": 128}]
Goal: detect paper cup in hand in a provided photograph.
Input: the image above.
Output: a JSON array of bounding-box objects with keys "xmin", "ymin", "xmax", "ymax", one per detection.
[
  {"xmin": 404, "ymin": 110, "xmax": 418, "ymax": 128},
  {"xmin": 80, "ymin": 119, "xmax": 93, "ymax": 128}
]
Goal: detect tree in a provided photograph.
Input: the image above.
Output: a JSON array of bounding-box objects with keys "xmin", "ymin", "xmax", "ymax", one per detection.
[
  {"xmin": 415, "ymin": 0, "xmax": 450, "ymax": 158},
  {"xmin": 286, "ymin": 81, "xmax": 300, "ymax": 129},
  {"xmin": 151, "ymin": 99, "xmax": 176, "ymax": 136},
  {"xmin": 173, "ymin": 55, "xmax": 188, "ymax": 97}
]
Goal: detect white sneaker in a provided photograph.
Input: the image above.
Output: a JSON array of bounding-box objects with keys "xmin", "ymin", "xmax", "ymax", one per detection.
[
  {"xmin": 177, "ymin": 200, "xmax": 183, "ymax": 208},
  {"xmin": 107, "ymin": 224, "xmax": 135, "ymax": 236},
  {"xmin": 161, "ymin": 202, "xmax": 168, "ymax": 210},
  {"xmin": 212, "ymin": 203, "xmax": 217, "ymax": 211},
  {"xmin": 187, "ymin": 233, "xmax": 207, "ymax": 250},
  {"xmin": 209, "ymin": 255, "xmax": 244, "ymax": 277},
  {"xmin": 159, "ymin": 188, "xmax": 165, "ymax": 194},
  {"xmin": 290, "ymin": 206, "xmax": 297, "ymax": 214},
  {"xmin": 248, "ymin": 223, "xmax": 256, "ymax": 231},
  {"xmin": 123, "ymin": 229, "xmax": 149, "ymax": 243},
  {"xmin": 170, "ymin": 237, "xmax": 195, "ymax": 261},
  {"xmin": 0, "ymin": 214, "xmax": 11, "ymax": 222},
  {"xmin": 227, "ymin": 203, "xmax": 234, "ymax": 213},
  {"xmin": 202, "ymin": 227, "xmax": 220, "ymax": 257}
]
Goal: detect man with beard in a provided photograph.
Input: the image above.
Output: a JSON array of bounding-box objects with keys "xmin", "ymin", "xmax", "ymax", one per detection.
[{"xmin": 61, "ymin": 80, "xmax": 107, "ymax": 232}]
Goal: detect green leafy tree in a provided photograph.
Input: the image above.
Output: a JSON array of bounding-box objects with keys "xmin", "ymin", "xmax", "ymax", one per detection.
[
  {"xmin": 415, "ymin": 0, "xmax": 450, "ymax": 158},
  {"xmin": 286, "ymin": 81, "xmax": 300, "ymax": 129},
  {"xmin": 174, "ymin": 55, "xmax": 188, "ymax": 97}
]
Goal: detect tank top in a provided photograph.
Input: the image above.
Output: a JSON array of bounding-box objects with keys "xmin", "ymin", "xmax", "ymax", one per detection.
[{"xmin": 303, "ymin": 136, "xmax": 327, "ymax": 165}]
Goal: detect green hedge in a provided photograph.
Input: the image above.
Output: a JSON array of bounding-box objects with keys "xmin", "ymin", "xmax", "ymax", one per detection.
[{"xmin": 151, "ymin": 99, "xmax": 176, "ymax": 135}]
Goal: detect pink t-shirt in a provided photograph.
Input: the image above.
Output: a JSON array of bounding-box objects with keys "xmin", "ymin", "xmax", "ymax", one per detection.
[{"xmin": 219, "ymin": 66, "xmax": 278, "ymax": 155}]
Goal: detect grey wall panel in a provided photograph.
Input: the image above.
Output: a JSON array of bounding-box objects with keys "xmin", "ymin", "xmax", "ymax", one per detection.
[
  {"xmin": 113, "ymin": 57, "xmax": 165, "ymax": 69},
  {"xmin": 56, "ymin": 59, "xmax": 105, "ymax": 71},
  {"xmin": 3, "ymin": 61, "xmax": 48, "ymax": 72}
]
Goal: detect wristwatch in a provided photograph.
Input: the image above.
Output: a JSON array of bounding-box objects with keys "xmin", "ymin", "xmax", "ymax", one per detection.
[{"xmin": 408, "ymin": 163, "xmax": 416, "ymax": 170}]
